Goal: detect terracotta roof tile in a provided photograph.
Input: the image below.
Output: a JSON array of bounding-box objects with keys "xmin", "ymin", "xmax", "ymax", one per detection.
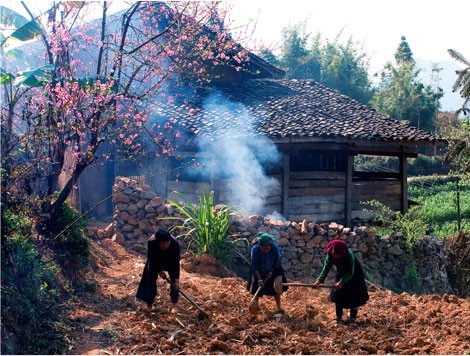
[{"xmin": 154, "ymin": 79, "xmax": 439, "ymax": 144}]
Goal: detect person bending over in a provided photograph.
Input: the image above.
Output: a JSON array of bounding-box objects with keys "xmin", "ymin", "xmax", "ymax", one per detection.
[
  {"xmin": 313, "ymin": 239, "xmax": 369, "ymax": 326},
  {"xmin": 248, "ymin": 232, "xmax": 288, "ymax": 313},
  {"xmin": 136, "ymin": 229, "xmax": 180, "ymax": 313}
]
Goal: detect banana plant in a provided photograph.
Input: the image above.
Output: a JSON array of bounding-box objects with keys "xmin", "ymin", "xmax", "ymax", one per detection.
[
  {"xmin": 1, "ymin": 5, "xmax": 51, "ymax": 87},
  {"xmin": 0, "ymin": 5, "xmax": 41, "ymax": 45},
  {"xmin": 1, "ymin": 5, "xmax": 54, "ymax": 178}
]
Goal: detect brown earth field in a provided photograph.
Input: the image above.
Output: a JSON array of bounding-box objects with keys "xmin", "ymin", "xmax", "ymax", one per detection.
[{"xmin": 64, "ymin": 237, "xmax": 470, "ymax": 355}]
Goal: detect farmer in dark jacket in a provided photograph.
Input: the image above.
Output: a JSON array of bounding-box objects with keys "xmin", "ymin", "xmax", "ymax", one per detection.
[
  {"xmin": 136, "ymin": 229, "xmax": 180, "ymax": 313},
  {"xmin": 313, "ymin": 239, "xmax": 369, "ymax": 326},
  {"xmin": 248, "ymin": 232, "xmax": 287, "ymax": 313}
]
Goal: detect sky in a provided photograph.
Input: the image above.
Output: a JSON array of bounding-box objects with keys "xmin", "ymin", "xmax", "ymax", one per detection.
[
  {"xmin": 226, "ymin": 0, "xmax": 470, "ymax": 76},
  {"xmin": 9, "ymin": 0, "xmax": 470, "ymax": 71}
]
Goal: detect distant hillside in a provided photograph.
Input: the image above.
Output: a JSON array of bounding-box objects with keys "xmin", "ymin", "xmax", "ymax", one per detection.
[{"xmin": 416, "ymin": 58, "xmax": 464, "ymax": 112}]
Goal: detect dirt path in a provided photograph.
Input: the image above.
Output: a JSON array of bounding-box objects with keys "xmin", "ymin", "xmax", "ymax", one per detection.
[
  {"xmin": 64, "ymin": 238, "xmax": 144, "ymax": 355},
  {"xmin": 64, "ymin": 237, "xmax": 470, "ymax": 355}
]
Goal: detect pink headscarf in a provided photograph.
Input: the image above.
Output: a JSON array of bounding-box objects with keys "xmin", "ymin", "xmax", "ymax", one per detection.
[{"xmin": 326, "ymin": 239, "xmax": 348, "ymax": 258}]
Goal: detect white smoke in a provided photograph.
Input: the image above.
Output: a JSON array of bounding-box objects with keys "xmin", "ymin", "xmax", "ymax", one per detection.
[{"xmin": 196, "ymin": 92, "xmax": 281, "ymax": 216}]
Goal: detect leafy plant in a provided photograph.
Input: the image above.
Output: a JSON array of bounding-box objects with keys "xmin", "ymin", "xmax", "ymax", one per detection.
[
  {"xmin": 408, "ymin": 177, "xmax": 470, "ymax": 237},
  {"xmin": 443, "ymin": 118, "xmax": 470, "ymax": 176},
  {"xmin": 448, "ymin": 49, "xmax": 470, "ymax": 116},
  {"xmin": 168, "ymin": 191, "xmax": 244, "ymax": 269},
  {"xmin": 44, "ymin": 197, "xmax": 90, "ymax": 285},
  {"xmin": 406, "ymin": 263, "xmax": 421, "ymax": 292},
  {"xmin": 1, "ymin": 208, "xmax": 66, "ymax": 354},
  {"xmin": 361, "ymin": 199, "xmax": 428, "ymax": 247}
]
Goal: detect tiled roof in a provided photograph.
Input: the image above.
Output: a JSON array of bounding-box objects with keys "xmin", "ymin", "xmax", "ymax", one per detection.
[{"xmin": 154, "ymin": 79, "xmax": 440, "ymax": 145}]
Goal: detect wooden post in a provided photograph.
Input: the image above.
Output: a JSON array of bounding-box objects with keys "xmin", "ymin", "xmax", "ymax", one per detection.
[
  {"xmin": 345, "ymin": 151, "xmax": 354, "ymax": 226},
  {"xmin": 160, "ymin": 159, "xmax": 169, "ymax": 199},
  {"xmin": 282, "ymin": 153, "xmax": 290, "ymax": 218},
  {"xmin": 399, "ymin": 147, "xmax": 408, "ymax": 213},
  {"xmin": 456, "ymin": 176, "xmax": 461, "ymax": 232},
  {"xmin": 210, "ymin": 156, "xmax": 218, "ymax": 203}
]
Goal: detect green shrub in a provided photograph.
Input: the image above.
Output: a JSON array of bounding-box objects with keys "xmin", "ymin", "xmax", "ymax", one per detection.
[
  {"xmin": 168, "ymin": 191, "xmax": 246, "ymax": 269},
  {"xmin": 45, "ymin": 199, "xmax": 90, "ymax": 284},
  {"xmin": 1, "ymin": 208, "xmax": 66, "ymax": 354},
  {"xmin": 408, "ymin": 154, "xmax": 450, "ymax": 176},
  {"xmin": 361, "ymin": 200, "xmax": 428, "ymax": 247},
  {"xmin": 406, "ymin": 264, "xmax": 421, "ymax": 292}
]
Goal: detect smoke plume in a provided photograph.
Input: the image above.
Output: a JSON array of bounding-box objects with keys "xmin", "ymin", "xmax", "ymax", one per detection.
[{"xmin": 196, "ymin": 92, "xmax": 281, "ymax": 216}]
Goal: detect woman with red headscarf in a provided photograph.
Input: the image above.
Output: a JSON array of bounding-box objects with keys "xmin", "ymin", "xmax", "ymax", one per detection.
[{"xmin": 312, "ymin": 239, "xmax": 369, "ymax": 326}]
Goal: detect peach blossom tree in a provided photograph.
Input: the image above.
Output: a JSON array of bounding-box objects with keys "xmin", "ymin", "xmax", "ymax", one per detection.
[{"xmin": 1, "ymin": 1, "xmax": 249, "ymax": 218}]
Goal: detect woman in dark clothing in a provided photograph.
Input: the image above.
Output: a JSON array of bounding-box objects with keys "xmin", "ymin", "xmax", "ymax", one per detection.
[
  {"xmin": 136, "ymin": 229, "xmax": 180, "ymax": 313},
  {"xmin": 313, "ymin": 239, "xmax": 369, "ymax": 326},
  {"xmin": 248, "ymin": 232, "xmax": 288, "ymax": 313}
]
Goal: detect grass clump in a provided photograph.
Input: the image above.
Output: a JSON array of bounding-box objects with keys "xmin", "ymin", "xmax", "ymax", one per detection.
[{"xmin": 168, "ymin": 191, "xmax": 246, "ymax": 269}]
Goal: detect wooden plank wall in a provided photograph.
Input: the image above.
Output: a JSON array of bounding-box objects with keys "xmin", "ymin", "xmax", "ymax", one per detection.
[
  {"xmin": 166, "ymin": 175, "xmax": 283, "ymax": 212},
  {"xmin": 164, "ymin": 173, "xmax": 402, "ymax": 225},
  {"xmin": 288, "ymin": 171, "xmax": 346, "ymax": 223},
  {"xmin": 215, "ymin": 174, "xmax": 283, "ymax": 215},
  {"xmin": 351, "ymin": 180, "xmax": 401, "ymax": 220},
  {"xmin": 166, "ymin": 180, "xmax": 211, "ymax": 204}
]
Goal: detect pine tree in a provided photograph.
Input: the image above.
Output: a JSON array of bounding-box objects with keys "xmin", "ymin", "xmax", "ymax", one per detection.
[
  {"xmin": 371, "ymin": 37, "xmax": 442, "ymax": 132},
  {"xmin": 394, "ymin": 36, "xmax": 414, "ymax": 65}
]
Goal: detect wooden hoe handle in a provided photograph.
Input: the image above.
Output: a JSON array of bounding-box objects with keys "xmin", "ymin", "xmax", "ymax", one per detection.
[{"xmin": 283, "ymin": 283, "xmax": 335, "ymax": 288}]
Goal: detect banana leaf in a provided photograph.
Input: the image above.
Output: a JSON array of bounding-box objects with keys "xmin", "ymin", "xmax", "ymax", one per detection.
[
  {"xmin": 9, "ymin": 19, "xmax": 42, "ymax": 41},
  {"xmin": 0, "ymin": 6, "xmax": 29, "ymax": 28},
  {"xmin": 13, "ymin": 64, "xmax": 55, "ymax": 87}
]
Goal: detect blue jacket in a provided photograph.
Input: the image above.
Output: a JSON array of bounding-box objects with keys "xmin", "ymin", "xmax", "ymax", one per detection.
[{"xmin": 251, "ymin": 242, "xmax": 282, "ymax": 277}]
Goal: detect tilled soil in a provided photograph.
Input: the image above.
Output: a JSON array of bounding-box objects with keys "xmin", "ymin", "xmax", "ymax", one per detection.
[{"xmin": 65, "ymin": 238, "xmax": 470, "ymax": 355}]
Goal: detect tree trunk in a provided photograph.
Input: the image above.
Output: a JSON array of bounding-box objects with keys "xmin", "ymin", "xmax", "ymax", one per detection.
[{"xmin": 47, "ymin": 161, "xmax": 88, "ymax": 218}]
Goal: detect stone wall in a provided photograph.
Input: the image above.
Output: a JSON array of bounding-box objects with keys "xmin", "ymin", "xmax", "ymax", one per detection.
[{"xmin": 94, "ymin": 177, "xmax": 451, "ymax": 294}]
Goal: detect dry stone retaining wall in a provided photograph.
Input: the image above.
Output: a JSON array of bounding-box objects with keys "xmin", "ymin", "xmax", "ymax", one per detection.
[{"xmin": 88, "ymin": 177, "xmax": 450, "ymax": 294}]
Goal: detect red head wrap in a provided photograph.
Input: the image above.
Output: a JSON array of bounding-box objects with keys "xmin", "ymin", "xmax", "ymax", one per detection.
[{"xmin": 326, "ymin": 239, "xmax": 348, "ymax": 258}]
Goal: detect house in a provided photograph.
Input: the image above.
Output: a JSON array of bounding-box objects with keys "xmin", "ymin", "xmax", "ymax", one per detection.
[{"xmin": 80, "ymin": 69, "xmax": 442, "ymax": 225}]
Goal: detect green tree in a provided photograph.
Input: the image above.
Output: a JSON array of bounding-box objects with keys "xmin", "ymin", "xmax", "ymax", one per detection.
[
  {"xmin": 444, "ymin": 50, "xmax": 470, "ymax": 176},
  {"xmin": 279, "ymin": 22, "xmax": 321, "ymax": 80},
  {"xmin": 320, "ymin": 37, "xmax": 373, "ymax": 104},
  {"xmin": 277, "ymin": 23, "xmax": 373, "ymax": 104},
  {"xmin": 371, "ymin": 36, "xmax": 442, "ymax": 132},
  {"xmin": 258, "ymin": 46, "xmax": 280, "ymax": 67},
  {"xmin": 395, "ymin": 35, "xmax": 414, "ymax": 65}
]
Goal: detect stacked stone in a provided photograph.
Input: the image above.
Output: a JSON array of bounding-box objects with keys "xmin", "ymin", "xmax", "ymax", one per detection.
[
  {"xmin": 413, "ymin": 237, "xmax": 449, "ymax": 293},
  {"xmin": 85, "ymin": 223, "xmax": 113, "ymax": 239},
  {"xmin": 112, "ymin": 177, "xmax": 180, "ymax": 254},
  {"xmin": 103, "ymin": 177, "xmax": 451, "ymax": 294}
]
